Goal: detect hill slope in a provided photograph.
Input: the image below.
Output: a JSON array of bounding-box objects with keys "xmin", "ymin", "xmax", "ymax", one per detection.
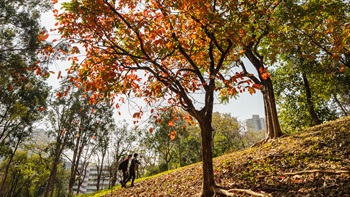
[{"xmin": 93, "ymin": 116, "xmax": 350, "ymax": 197}]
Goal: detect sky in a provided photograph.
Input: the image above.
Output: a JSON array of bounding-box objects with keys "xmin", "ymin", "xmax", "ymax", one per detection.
[{"xmin": 40, "ymin": 4, "xmax": 265, "ymax": 125}]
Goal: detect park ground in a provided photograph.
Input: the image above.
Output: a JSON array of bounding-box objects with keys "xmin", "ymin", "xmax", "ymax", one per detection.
[{"xmin": 82, "ymin": 116, "xmax": 350, "ymax": 197}]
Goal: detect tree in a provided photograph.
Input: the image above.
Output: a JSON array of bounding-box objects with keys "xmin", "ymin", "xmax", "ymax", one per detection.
[
  {"xmin": 212, "ymin": 112, "xmax": 241, "ymax": 156},
  {"xmin": 0, "ymin": 150, "xmax": 50, "ymax": 197},
  {"xmin": 260, "ymin": 1, "xmax": 350, "ymax": 133},
  {"xmin": 271, "ymin": 48, "xmax": 347, "ymax": 133},
  {"xmin": 142, "ymin": 109, "xmax": 186, "ymax": 171},
  {"xmin": 282, "ymin": 1, "xmax": 350, "ymax": 69},
  {"xmin": 43, "ymin": 84, "xmax": 78, "ymax": 197},
  {"xmin": 65, "ymin": 89, "xmax": 114, "ymax": 196},
  {"xmin": 0, "ymin": 0, "xmax": 51, "ymax": 195},
  {"xmin": 90, "ymin": 105, "xmax": 114, "ymax": 191},
  {"xmin": 47, "ymin": 1, "xmax": 285, "ymax": 195}
]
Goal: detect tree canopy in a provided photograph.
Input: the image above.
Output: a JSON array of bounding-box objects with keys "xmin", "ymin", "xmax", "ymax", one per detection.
[{"xmin": 38, "ymin": 0, "xmax": 350, "ymax": 196}]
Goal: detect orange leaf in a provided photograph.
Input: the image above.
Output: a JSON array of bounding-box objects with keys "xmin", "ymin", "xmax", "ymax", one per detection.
[
  {"xmin": 56, "ymin": 92, "xmax": 63, "ymax": 99},
  {"xmin": 168, "ymin": 120, "xmax": 174, "ymax": 127},
  {"xmin": 252, "ymin": 84, "xmax": 261, "ymax": 89},
  {"xmin": 149, "ymin": 127, "xmax": 153, "ymax": 133},
  {"xmin": 261, "ymin": 72, "xmax": 270, "ymax": 80},
  {"xmin": 168, "ymin": 131, "xmax": 177, "ymax": 140},
  {"xmin": 248, "ymin": 87, "xmax": 256, "ymax": 94}
]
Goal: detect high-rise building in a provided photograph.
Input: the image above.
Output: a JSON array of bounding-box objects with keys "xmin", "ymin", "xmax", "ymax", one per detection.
[
  {"xmin": 246, "ymin": 115, "xmax": 266, "ymax": 132},
  {"xmin": 65, "ymin": 161, "xmax": 111, "ymax": 194}
]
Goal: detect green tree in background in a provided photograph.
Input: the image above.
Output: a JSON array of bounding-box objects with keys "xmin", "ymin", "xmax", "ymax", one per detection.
[
  {"xmin": 212, "ymin": 112, "xmax": 240, "ymax": 157},
  {"xmin": 142, "ymin": 109, "xmax": 187, "ymax": 172},
  {"xmin": 0, "ymin": 0, "xmax": 51, "ymax": 196},
  {"xmin": 272, "ymin": 50, "xmax": 342, "ymax": 133},
  {"xmin": 0, "ymin": 151, "xmax": 49, "ymax": 197}
]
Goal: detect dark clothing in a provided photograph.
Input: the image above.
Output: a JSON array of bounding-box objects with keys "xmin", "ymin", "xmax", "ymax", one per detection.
[
  {"xmin": 118, "ymin": 158, "xmax": 129, "ymax": 171},
  {"xmin": 130, "ymin": 158, "xmax": 141, "ymax": 171},
  {"xmin": 119, "ymin": 158, "xmax": 130, "ymax": 186},
  {"xmin": 124, "ymin": 158, "xmax": 141, "ymax": 186}
]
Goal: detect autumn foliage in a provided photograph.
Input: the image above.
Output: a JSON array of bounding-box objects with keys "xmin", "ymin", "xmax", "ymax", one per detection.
[
  {"xmin": 49, "ymin": 0, "xmax": 261, "ymax": 113},
  {"xmin": 47, "ymin": 0, "xmax": 274, "ymax": 196}
]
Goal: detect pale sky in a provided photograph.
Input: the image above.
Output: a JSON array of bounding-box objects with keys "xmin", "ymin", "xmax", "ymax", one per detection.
[{"xmin": 40, "ymin": 5, "xmax": 265, "ymax": 125}]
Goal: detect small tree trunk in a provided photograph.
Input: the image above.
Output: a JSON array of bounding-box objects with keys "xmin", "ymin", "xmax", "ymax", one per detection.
[
  {"xmin": 68, "ymin": 135, "xmax": 81, "ymax": 196},
  {"xmin": 110, "ymin": 161, "xmax": 118, "ymax": 188},
  {"xmin": 44, "ymin": 136, "xmax": 66, "ymax": 197},
  {"xmin": 302, "ymin": 72, "xmax": 321, "ymax": 126},
  {"xmin": 0, "ymin": 138, "xmax": 21, "ymax": 196},
  {"xmin": 199, "ymin": 121, "xmax": 215, "ymax": 197},
  {"xmin": 44, "ymin": 156, "xmax": 59, "ymax": 197}
]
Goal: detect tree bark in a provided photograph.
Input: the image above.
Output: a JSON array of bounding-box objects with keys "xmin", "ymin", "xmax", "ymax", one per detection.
[
  {"xmin": 261, "ymin": 78, "xmax": 283, "ymax": 138},
  {"xmin": 186, "ymin": 90, "xmax": 216, "ymax": 196},
  {"xmin": 199, "ymin": 118, "xmax": 215, "ymax": 197},
  {"xmin": 44, "ymin": 147, "xmax": 62, "ymax": 197},
  {"xmin": 0, "ymin": 137, "xmax": 21, "ymax": 196},
  {"xmin": 244, "ymin": 43, "xmax": 283, "ymax": 139},
  {"xmin": 68, "ymin": 135, "xmax": 81, "ymax": 196},
  {"xmin": 301, "ymin": 72, "xmax": 321, "ymax": 126},
  {"xmin": 96, "ymin": 150, "xmax": 107, "ymax": 191}
]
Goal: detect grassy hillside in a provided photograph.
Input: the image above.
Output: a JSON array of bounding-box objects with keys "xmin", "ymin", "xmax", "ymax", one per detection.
[{"xmin": 85, "ymin": 116, "xmax": 350, "ymax": 197}]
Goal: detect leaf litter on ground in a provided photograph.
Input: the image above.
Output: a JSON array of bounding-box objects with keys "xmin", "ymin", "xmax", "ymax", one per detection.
[{"xmin": 85, "ymin": 116, "xmax": 350, "ymax": 197}]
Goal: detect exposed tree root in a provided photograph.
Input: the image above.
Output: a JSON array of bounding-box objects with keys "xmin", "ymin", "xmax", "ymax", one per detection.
[
  {"xmin": 283, "ymin": 169, "xmax": 349, "ymax": 176},
  {"xmin": 213, "ymin": 186, "xmax": 271, "ymax": 197},
  {"xmin": 251, "ymin": 137, "xmax": 270, "ymax": 148}
]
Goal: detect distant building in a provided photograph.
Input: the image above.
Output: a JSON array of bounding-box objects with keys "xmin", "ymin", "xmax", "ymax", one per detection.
[
  {"xmin": 246, "ymin": 115, "xmax": 266, "ymax": 132},
  {"xmin": 65, "ymin": 161, "xmax": 111, "ymax": 194}
]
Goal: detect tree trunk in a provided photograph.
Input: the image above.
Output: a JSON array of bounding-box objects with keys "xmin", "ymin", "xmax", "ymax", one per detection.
[
  {"xmin": 110, "ymin": 161, "xmax": 118, "ymax": 188},
  {"xmin": 97, "ymin": 151, "xmax": 106, "ymax": 191},
  {"xmin": 0, "ymin": 138, "xmax": 21, "ymax": 196},
  {"xmin": 68, "ymin": 135, "xmax": 81, "ymax": 196},
  {"xmin": 244, "ymin": 45, "xmax": 283, "ymax": 139},
  {"xmin": 44, "ymin": 155, "xmax": 59, "ymax": 197},
  {"xmin": 302, "ymin": 72, "xmax": 321, "ymax": 126},
  {"xmin": 44, "ymin": 138, "xmax": 65, "ymax": 197},
  {"xmin": 199, "ymin": 120, "xmax": 215, "ymax": 197},
  {"xmin": 261, "ymin": 78, "xmax": 283, "ymax": 138}
]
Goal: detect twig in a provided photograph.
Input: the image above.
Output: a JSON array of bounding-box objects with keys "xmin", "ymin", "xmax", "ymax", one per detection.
[{"xmin": 283, "ymin": 169, "xmax": 349, "ymax": 176}]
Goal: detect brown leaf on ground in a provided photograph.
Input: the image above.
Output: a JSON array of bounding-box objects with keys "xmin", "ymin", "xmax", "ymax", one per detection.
[{"xmin": 90, "ymin": 116, "xmax": 350, "ymax": 197}]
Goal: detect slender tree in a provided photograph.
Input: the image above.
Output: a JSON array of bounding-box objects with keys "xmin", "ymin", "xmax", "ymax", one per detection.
[{"xmin": 43, "ymin": 83, "xmax": 78, "ymax": 197}]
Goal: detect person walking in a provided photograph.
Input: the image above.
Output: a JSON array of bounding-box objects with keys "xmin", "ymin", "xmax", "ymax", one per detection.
[
  {"xmin": 118, "ymin": 154, "xmax": 132, "ymax": 187},
  {"xmin": 124, "ymin": 153, "xmax": 141, "ymax": 187}
]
